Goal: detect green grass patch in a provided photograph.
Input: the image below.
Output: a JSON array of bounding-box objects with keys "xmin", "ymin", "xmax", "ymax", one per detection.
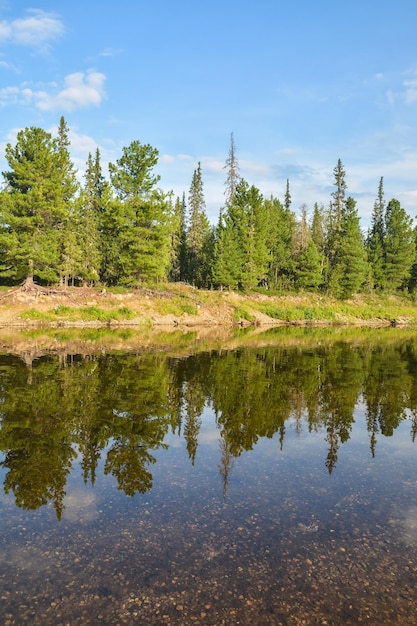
[
  {"xmin": 78, "ymin": 306, "xmax": 132, "ymax": 321},
  {"xmin": 20, "ymin": 308, "xmax": 50, "ymax": 320},
  {"xmin": 234, "ymin": 306, "xmax": 256, "ymax": 322},
  {"xmin": 152, "ymin": 298, "xmax": 198, "ymax": 316},
  {"xmin": 52, "ymin": 305, "xmax": 73, "ymax": 316},
  {"xmin": 47, "ymin": 304, "xmax": 136, "ymax": 322},
  {"xmin": 258, "ymin": 304, "xmax": 294, "ymax": 321}
]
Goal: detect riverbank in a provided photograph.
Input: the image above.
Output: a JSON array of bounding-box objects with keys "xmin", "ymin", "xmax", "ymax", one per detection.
[{"xmin": 0, "ymin": 283, "xmax": 416, "ymax": 329}]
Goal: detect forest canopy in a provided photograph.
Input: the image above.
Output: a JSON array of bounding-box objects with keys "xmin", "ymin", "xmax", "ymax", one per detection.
[{"xmin": 0, "ymin": 119, "xmax": 416, "ymax": 298}]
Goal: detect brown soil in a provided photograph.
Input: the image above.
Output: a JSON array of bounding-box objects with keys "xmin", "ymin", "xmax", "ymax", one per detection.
[{"xmin": 0, "ymin": 282, "xmax": 407, "ymax": 334}]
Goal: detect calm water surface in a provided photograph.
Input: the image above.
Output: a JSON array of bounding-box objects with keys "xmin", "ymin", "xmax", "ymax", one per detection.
[{"xmin": 1, "ymin": 329, "xmax": 417, "ymax": 625}]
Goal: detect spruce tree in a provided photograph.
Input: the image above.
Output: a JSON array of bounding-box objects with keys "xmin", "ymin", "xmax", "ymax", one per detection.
[
  {"xmin": 223, "ymin": 132, "xmax": 240, "ymax": 210},
  {"xmin": 331, "ymin": 158, "xmax": 347, "ymax": 228},
  {"xmin": 169, "ymin": 194, "xmax": 188, "ymax": 282},
  {"xmin": 265, "ymin": 195, "xmax": 297, "ymax": 289},
  {"xmin": 186, "ymin": 163, "xmax": 211, "ymax": 287},
  {"xmin": 55, "ymin": 117, "xmax": 81, "ymax": 285},
  {"xmin": 325, "ymin": 159, "xmax": 348, "ymax": 289},
  {"xmin": 329, "ymin": 196, "xmax": 368, "ymax": 298},
  {"xmin": 367, "ymin": 177, "xmax": 386, "ymax": 290},
  {"xmin": 293, "ymin": 205, "xmax": 322, "ymax": 290},
  {"xmin": 237, "ymin": 182, "xmax": 270, "ymax": 290},
  {"xmin": 85, "ymin": 148, "xmax": 107, "ymax": 211},
  {"xmin": 212, "ymin": 219, "xmax": 243, "ymax": 289},
  {"xmin": 284, "ymin": 179, "xmax": 291, "ymax": 210},
  {"xmin": 384, "ymin": 199, "xmax": 415, "ymax": 292}
]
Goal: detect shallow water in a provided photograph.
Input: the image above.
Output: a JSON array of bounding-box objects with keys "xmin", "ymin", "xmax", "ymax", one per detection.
[{"xmin": 1, "ymin": 332, "xmax": 417, "ymax": 624}]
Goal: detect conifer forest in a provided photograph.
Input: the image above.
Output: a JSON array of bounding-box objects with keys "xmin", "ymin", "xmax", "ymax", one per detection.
[{"xmin": 1, "ymin": 118, "xmax": 416, "ymax": 299}]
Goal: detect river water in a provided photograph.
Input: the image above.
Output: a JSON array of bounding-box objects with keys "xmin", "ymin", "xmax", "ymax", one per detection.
[{"xmin": 0, "ymin": 327, "xmax": 417, "ymax": 624}]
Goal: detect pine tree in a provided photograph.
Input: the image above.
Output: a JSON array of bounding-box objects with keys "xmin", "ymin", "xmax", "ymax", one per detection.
[
  {"xmin": 85, "ymin": 148, "xmax": 107, "ymax": 211},
  {"xmin": 223, "ymin": 132, "xmax": 240, "ymax": 210},
  {"xmin": 329, "ymin": 196, "xmax": 368, "ymax": 298},
  {"xmin": 265, "ymin": 195, "xmax": 297, "ymax": 289},
  {"xmin": 186, "ymin": 163, "xmax": 211, "ymax": 287},
  {"xmin": 325, "ymin": 159, "xmax": 348, "ymax": 289},
  {"xmin": 56, "ymin": 116, "xmax": 79, "ymax": 202},
  {"xmin": 169, "ymin": 194, "xmax": 187, "ymax": 282},
  {"xmin": 55, "ymin": 117, "xmax": 81, "ymax": 286},
  {"xmin": 0, "ymin": 125, "xmax": 76, "ymax": 285},
  {"xmin": 367, "ymin": 177, "xmax": 386, "ymax": 290},
  {"xmin": 212, "ymin": 218, "xmax": 244, "ymax": 289},
  {"xmin": 294, "ymin": 239, "xmax": 323, "ymax": 291},
  {"xmin": 238, "ymin": 182, "xmax": 270, "ymax": 290},
  {"xmin": 311, "ymin": 203, "xmax": 326, "ymax": 254},
  {"xmin": 293, "ymin": 205, "xmax": 322, "ymax": 290},
  {"xmin": 331, "ymin": 158, "xmax": 347, "ymax": 228},
  {"xmin": 73, "ymin": 149, "xmax": 108, "ymax": 285},
  {"xmin": 284, "ymin": 179, "xmax": 291, "ymax": 210},
  {"xmin": 107, "ymin": 140, "xmax": 172, "ymax": 285},
  {"xmin": 326, "ymin": 159, "xmax": 347, "ymax": 267},
  {"xmin": 384, "ymin": 198, "xmax": 415, "ymax": 292}
]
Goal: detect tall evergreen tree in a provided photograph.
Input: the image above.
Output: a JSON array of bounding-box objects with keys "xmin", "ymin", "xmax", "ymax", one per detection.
[
  {"xmin": 284, "ymin": 179, "xmax": 291, "ymax": 210},
  {"xmin": 0, "ymin": 125, "xmax": 76, "ymax": 285},
  {"xmin": 169, "ymin": 194, "xmax": 188, "ymax": 282},
  {"xmin": 85, "ymin": 148, "xmax": 107, "ymax": 211},
  {"xmin": 186, "ymin": 162, "xmax": 211, "ymax": 287},
  {"xmin": 237, "ymin": 182, "xmax": 270, "ymax": 290},
  {"xmin": 56, "ymin": 116, "xmax": 79, "ymax": 202},
  {"xmin": 55, "ymin": 117, "xmax": 82, "ymax": 286},
  {"xmin": 331, "ymin": 158, "xmax": 347, "ymax": 228},
  {"xmin": 265, "ymin": 195, "xmax": 297, "ymax": 289},
  {"xmin": 107, "ymin": 140, "xmax": 172, "ymax": 285},
  {"xmin": 293, "ymin": 205, "xmax": 322, "ymax": 290},
  {"xmin": 212, "ymin": 218, "xmax": 244, "ymax": 289},
  {"xmin": 384, "ymin": 198, "xmax": 415, "ymax": 292},
  {"xmin": 223, "ymin": 132, "xmax": 240, "ymax": 210},
  {"xmin": 329, "ymin": 196, "xmax": 368, "ymax": 298},
  {"xmin": 367, "ymin": 177, "xmax": 386, "ymax": 290},
  {"xmin": 311, "ymin": 203, "xmax": 326, "ymax": 254},
  {"xmin": 325, "ymin": 159, "xmax": 348, "ymax": 287},
  {"xmin": 74, "ymin": 149, "xmax": 108, "ymax": 285}
]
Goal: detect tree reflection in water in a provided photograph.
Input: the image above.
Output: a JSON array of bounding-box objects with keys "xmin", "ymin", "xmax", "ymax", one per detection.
[{"xmin": 1, "ymin": 333, "xmax": 417, "ymax": 517}]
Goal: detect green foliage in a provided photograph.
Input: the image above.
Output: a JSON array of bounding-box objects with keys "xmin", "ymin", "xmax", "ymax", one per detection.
[
  {"xmin": 384, "ymin": 198, "xmax": 415, "ymax": 292},
  {"xmin": 20, "ymin": 308, "xmax": 50, "ymax": 320},
  {"xmin": 152, "ymin": 298, "xmax": 198, "ymax": 316},
  {"xmin": 233, "ymin": 306, "xmax": 256, "ymax": 322},
  {"xmin": 78, "ymin": 306, "xmax": 134, "ymax": 321},
  {"xmin": 0, "ymin": 125, "xmax": 78, "ymax": 284},
  {"xmin": 102, "ymin": 140, "xmax": 173, "ymax": 285},
  {"xmin": 0, "ymin": 124, "xmax": 416, "ymax": 298},
  {"xmin": 22, "ymin": 304, "xmax": 135, "ymax": 322},
  {"xmin": 2, "ymin": 332, "xmax": 417, "ymax": 517},
  {"xmin": 185, "ymin": 162, "xmax": 212, "ymax": 287},
  {"xmin": 328, "ymin": 197, "xmax": 368, "ymax": 299}
]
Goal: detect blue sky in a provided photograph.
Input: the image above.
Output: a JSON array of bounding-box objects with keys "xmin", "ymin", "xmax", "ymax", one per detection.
[{"xmin": 1, "ymin": 1, "xmax": 417, "ymax": 228}]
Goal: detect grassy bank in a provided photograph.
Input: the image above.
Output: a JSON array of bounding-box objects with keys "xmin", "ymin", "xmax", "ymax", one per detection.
[{"xmin": 0, "ymin": 283, "xmax": 417, "ymax": 328}]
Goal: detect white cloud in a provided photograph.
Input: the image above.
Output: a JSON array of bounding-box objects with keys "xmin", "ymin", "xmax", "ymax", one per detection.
[
  {"xmin": 35, "ymin": 71, "xmax": 107, "ymax": 112},
  {"xmin": 160, "ymin": 153, "xmax": 193, "ymax": 164},
  {"xmin": 63, "ymin": 489, "xmax": 99, "ymax": 523},
  {"xmin": 0, "ymin": 85, "xmax": 26, "ymax": 107},
  {"xmin": 98, "ymin": 47, "xmax": 123, "ymax": 58},
  {"xmin": 0, "ymin": 9, "xmax": 64, "ymax": 51},
  {"xmin": 0, "ymin": 58, "xmax": 17, "ymax": 71},
  {"xmin": 403, "ymin": 77, "xmax": 417, "ymax": 104}
]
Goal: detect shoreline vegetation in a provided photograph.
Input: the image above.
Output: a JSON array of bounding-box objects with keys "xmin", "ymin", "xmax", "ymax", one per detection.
[
  {"xmin": 0, "ymin": 282, "xmax": 417, "ymax": 330},
  {"xmin": 1, "ymin": 282, "xmax": 417, "ymax": 362}
]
